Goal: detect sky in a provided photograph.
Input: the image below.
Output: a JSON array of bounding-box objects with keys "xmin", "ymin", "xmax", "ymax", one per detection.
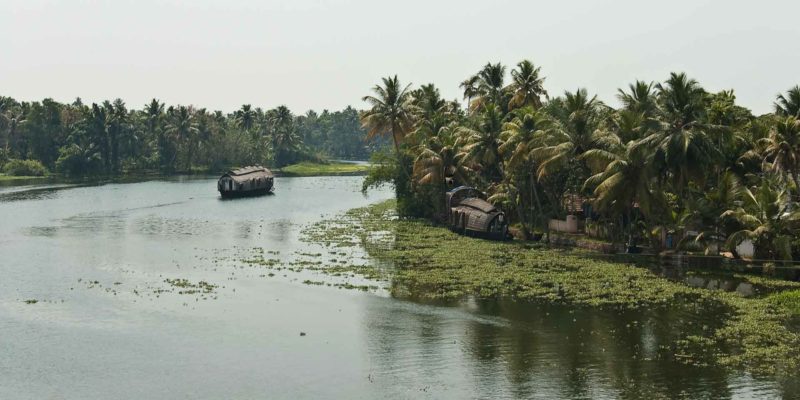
[{"xmin": 1, "ymin": 0, "xmax": 798, "ymax": 115}]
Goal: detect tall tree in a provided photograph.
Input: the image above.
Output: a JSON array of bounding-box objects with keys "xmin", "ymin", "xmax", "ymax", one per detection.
[
  {"xmin": 361, "ymin": 75, "xmax": 413, "ymax": 154},
  {"xmin": 508, "ymin": 60, "xmax": 548, "ymax": 110},
  {"xmin": 775, "ymin": 86, "xmax": 800, "ymax": 117}
]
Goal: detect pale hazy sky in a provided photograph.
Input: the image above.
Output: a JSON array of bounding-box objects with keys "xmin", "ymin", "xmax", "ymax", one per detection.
[{"xmin": 1, "ymin": 0, "xmax": 798, "ymax": 115}]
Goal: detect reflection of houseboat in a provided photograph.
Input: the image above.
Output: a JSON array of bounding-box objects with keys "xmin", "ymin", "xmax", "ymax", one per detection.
[
  {"xmin": 446, "ymin": 186, "xmax": 508, "ymax": 240},
  {"xmin": 218, "ymin": 166, "xmax": 274, "ymax": 198}
]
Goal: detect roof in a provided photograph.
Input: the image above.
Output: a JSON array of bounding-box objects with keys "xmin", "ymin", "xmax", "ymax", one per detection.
[
  {"xmin": 220, "ymin": 166, "xmax": 273, "ymax": 184},
  {"xmin": 228, "ymin": 166, "xmax": 273, "ymax": 177},
  {"xmin": 453, "ymin": 205, "xmax": 503, "ymax": 231},
  {"xmin": 460, "ymin": 197, "xmax": 497, "ymax": 213}
]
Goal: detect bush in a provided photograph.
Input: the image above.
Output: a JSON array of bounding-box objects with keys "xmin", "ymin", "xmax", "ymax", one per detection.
[{"xmin": 2, "ymin": 159, "xmax": 48, "ymax": 176}]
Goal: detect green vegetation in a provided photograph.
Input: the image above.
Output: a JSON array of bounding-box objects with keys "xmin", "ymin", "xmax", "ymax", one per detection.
[
  {"xmin": 767, "ymin": 289, "xmax": 800, "ymax": 316},
  {"xmin": 306, "ymin": 199, "xmax": 800, "ymax": 374},
  {"xmin": 3, "ymin": 159, "xmax": 48, "ymax": 176},
  {"xmin": 0, "ymin": 174, "xmax": 47, "ymax": 182},
  {"xmin": 280, "ymin": 161, "xmax": 370, "ymax": 176},
  {"xmin": 163, "ymin": 278, "xmax": 217, "ymax": 295},
  {"xmin": 361, "ymin": 64, "xmax": 800, "ymax": 260},
  {"xmin": 0, "ymin": 96, "xmax": 387, "ymax": 177}
]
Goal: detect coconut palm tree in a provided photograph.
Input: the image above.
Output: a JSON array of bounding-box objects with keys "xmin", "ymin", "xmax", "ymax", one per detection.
[
  {"xmin": 235, "ymin": 104, "xmax": 257, "ymax": 132},
  {"xmin": 166, "ymin": 106, "xmax": 198, "ymax": 170},
  {"xmin": 412, "ymin": 124, "xmax": 470, "ymax": 211},
  {"xmin": 457, "ymin": 104, "xmax": 505, "ymax": 182},
  {"xmin": 639, "ymin": 72, "xmax": 717, "ymax": 190},
  {"xmin": 459, "ymin": 75, "xmax": 481, "ymax": 112},
  {"xmin": 531, "ymin": 88, "xmax": 602, "ymax": 180},
  {"xmin": 581, "ymin": 135, "xmax": 663, "ymax": 246},
  {"xmin": 468, "ymin": 62, "xmax": 508, "ymax": 111},
  {"xmin": 617, "ymin": 80, "xmax": 657, "ymax": 116},
  {"xmin": 361, "ymin": 75, "xmax": 413, "ymax": 155},
  {"xmin": 269, "ymin": 105, "xmax": 301, "ymax": 167},
  {"xmin": 508, "ymin": 60, "xmax": 548, "ymax": 110},
  {"xmin": 499, "ymin": 107, "xmax": 553, "ymax": 235},
  {"xmin": 1, "ymin": 106, "xmax": 26, "ymax": 157},
  {"xmin": 775, "ymin": 86, "xmax": 800, "ymax": 117},
  {"xmin": 761, "ymin": 116, "xmax": 800, "ymax": 194},
  {"xmin": 723, "ymin": 174, "xmax": 800, "ymax": 260}
]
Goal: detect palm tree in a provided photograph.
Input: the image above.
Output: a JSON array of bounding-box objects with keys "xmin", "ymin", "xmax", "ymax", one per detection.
[
  {"xmin": 412, "ymin": 124, "xmax": 470, "ymax": 213},
  {"xmin": 471, "ymin": 62, "xmax": 507, "ymax": 111},
  {"xmin": 532, "ymin": 88, "xmax": 602, "ymax": 180},
  {"xmin": 269, "ymin": 105, "xmax": 300, "ymax": 167},
  {"xmin": 723, "ymin": 174, "xmax": 800, "ymax": 260},
  {"xmin": 459, "ymin": 75, "xmax": 481, "ymax": 111},
  {"xmin": 166, "ymin": 106, "xmax": 198, "ymax": 170},
  {"xmin": 361, "ymin": 75, "xmax": 413, "ymax": 154},
  {"xmin": 408, "ymin": 84, "xmax": 451, "ymax": 145},
  {"xmin": 508, "ymin": 60, "xmax": 547, "ymax": 110},
  {"xmin": 499, "ymin": 107, "xmax": 553, "ymax": 235},
  {"xmin": 617, "ymin": 80, "xmax": 657, "ymax": 116},
  {"xmin": 106, "ymin": 98, "xmax": 128, "ymax": 173},
  {"xmin": 775, "ymin": 86, "xmax": 800, "ymax": 117},
  {"xmin": 235, "ymin": 104, "xmax": 257, "ymax": 131},
  {"xmin": 581, "ymin": 136, "xmax": 662, "ymax": 246},
  {"xmin": 457, "ymin": 104, "xmax": 505, "ymax": 182},
  {"xmin": 761, "ymin": 116, "xmax": 800, "ymax": 194},
  {"xmin": 1, "ymin": 106, "xmax": 26, "ymax": 156},
  {"xmin": 640, "ymin": 72, "xmax": 716, "ymax": 190}
]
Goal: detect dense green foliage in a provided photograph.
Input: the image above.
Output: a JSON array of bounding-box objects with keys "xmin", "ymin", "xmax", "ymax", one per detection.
[
  {"xmin": 361, "ymin": 63, "xmax": 800, "ymax": 261},
  {"xmin": 2, "ymin": 159, "xmax": 47, "ymax": 176},
  {"xmin": 0, "ymin": 97, "xmax": 384, "ymax": 176}
]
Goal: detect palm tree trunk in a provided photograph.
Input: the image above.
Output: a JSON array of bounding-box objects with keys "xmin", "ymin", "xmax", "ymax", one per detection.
[
  {"xmin": 511, "ymin": 185, "xmax": 529, "ymax": 240},
  {"xmin": 529, "ymin": 172, "xmax": 544, "ymax": 232}
]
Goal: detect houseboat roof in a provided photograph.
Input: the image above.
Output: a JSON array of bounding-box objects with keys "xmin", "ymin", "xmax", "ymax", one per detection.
[
  {"xmin": 228, "ymin": 166, "xmax": 272, "ymax": 176},
  {"xmin": 221, "ymin": 166, "xmax": 273, "ymax": 183},
  {"xmin": 459, "ymin": 197, "xmax": 498, "ymax": 213}
]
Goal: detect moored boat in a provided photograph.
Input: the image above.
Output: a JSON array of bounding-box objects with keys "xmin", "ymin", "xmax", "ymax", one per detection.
[
  {"xmin": 446, "ymin": 186, "xmax": 508, "ymax": 240},
  {"xmin": 218, "ymin": 166, "xmax": 274, "ymax": 198}
]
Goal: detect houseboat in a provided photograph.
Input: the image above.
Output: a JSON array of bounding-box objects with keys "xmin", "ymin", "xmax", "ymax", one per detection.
[
  {"xmin": 218, "ymin": 166, "xmax": 274, "ymax": 198},
  {"xmin": 446, "ymin": 186, "xmax": 508, "ymax": 240}
]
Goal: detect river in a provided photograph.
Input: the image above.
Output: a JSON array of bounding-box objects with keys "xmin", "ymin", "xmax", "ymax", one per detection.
[{"xmin": 0, "ymin": 176, "xmax": 795, "ymax": 399}]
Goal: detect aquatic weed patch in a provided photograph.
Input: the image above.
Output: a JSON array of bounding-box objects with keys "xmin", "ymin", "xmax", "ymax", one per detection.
[
  {"xmin": 305, "ymin": 199, "xmax": 800, "ymax": 376},
  {"xmin": 164, "ymin": 278, "xmax": 217, "ymax": 295}
]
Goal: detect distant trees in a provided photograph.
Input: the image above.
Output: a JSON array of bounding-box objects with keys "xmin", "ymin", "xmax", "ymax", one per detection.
[{"xmin": 0, "ymin": 97, "xmax": 382, "ymax": 176}]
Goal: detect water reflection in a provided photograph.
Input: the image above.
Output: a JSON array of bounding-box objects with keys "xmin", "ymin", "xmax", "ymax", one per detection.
[{"xmin": 364, "ymin": 295, "xmax": 776, "ymax": 398}]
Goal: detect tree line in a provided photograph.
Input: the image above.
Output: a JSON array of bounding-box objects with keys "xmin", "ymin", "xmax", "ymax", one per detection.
[
  {"xmin": 0, "ymin": 97, "xmax": 381, "ymax": 176},
  {"xmin": 361, "ymin": 60, "xmax": 800, "ymax": 261}
]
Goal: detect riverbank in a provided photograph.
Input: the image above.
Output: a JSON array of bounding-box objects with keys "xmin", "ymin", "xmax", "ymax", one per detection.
[
  {"xmin": 303, "ymin": 199, "xmax": 800, "ymax": 375},
  {"xmin": 278, "ymin": 161, "xmax": 370, "ymax": 176},
  {"xmin": 0, "ymin": 174, "xmax": 48, "ymax": 182},
  {"xmin": 0, "ymin": 162, "xmax": 370, "ymax": 186}
]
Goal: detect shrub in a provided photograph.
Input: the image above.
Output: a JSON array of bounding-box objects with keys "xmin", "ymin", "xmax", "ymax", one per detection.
[{"xmin": 2, "ymin": 159, "xmax": 48, "ymax": 176}]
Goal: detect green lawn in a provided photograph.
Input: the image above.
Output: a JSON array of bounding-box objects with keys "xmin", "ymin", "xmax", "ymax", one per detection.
[{"xmin": 279, "ymin": 161, "xmax": 369, "ymax": 176}]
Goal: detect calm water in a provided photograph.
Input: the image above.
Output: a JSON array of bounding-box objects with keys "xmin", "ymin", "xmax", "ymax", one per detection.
[{"xmin": 0, "ymin": 176, "xmax": 796, "ymax": 399}]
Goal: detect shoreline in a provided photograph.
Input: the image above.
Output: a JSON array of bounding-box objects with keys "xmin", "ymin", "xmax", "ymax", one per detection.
[{"xmin": 0, "ymin": 162, "xmax": 370, "ymax": 186}]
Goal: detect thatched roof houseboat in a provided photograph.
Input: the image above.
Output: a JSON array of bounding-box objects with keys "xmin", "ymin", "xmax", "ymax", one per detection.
[
  {"xmin": 446, "ymin": 186, "xmax": 508, "ymax": 240},
  {"xmin": 218, "ymin": 166, "xmax": 274, "ymax": 198}
]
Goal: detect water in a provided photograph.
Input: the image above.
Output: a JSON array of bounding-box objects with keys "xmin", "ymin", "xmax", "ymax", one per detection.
[{"xmin": 0, "ymin": 176, "xmax": 795, "ymax": 399}]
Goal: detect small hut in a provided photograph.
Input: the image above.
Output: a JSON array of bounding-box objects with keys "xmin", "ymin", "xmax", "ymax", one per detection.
[
  {"xmin": 218, "ymin": 166, "xmax": 274, "ymax": 198},
  {"xmin": 446, "ymin": 186, "xmax": 508, "ymax": 239}
]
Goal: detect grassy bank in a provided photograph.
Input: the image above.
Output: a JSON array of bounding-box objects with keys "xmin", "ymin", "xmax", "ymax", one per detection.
[
  {"xmin": 0, "ymin": 174, "xmax": 48, "ymax": 182},
  {"xmin": 302, "ymin": 199, "xmax": 800, "ymax": 375},
  {"xmin": 279, "ymin": 161, "xmax": 369, "ymax": 176}
]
